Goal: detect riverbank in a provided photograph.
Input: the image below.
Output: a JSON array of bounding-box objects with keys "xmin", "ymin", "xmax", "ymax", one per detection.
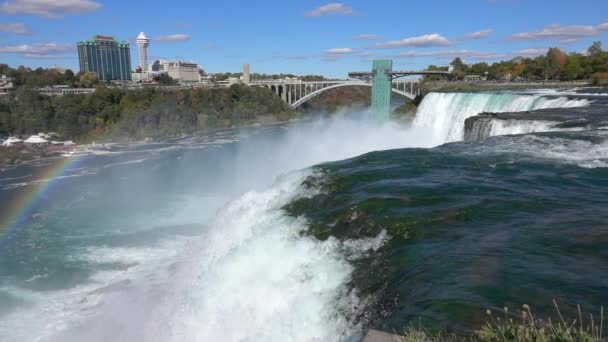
[
  {"xmin": 0, "ymin": 145, "xmax": 72, "ymax": 166},
  {"xmin": 0, "ymin": 84, "xmax": 298, "ymax": 144}
]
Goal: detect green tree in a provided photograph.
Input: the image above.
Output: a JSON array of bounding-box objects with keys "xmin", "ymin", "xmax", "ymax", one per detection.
[
  {"xmin": 449, "ymin": 58, "xmax": 468, "ymax": 80},
  {"xmin": 469, "ymin": 62, "xmax": 489, "ymax": 76},
  {"xmin": 561, "ymin": 53, "xmax": 585, "ymax": 80},
  {"xmin": 587, "ymin": 41, "xmax": 603, "ymax": 57},
  {"xmin": 77, "ymin": 72, "xmax": 99, "ymax": 88},
  {"xmin": 64, "ymin": 69, "xmax": 76, "ymax": 86},
  {"xmin": 156, "ymin": 73, "xmax": 177, "ymax": 85}
]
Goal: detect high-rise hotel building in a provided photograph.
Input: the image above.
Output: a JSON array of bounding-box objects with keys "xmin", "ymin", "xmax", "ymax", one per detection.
[{"xmin": 77, "ymin": 35, "xmax": 132, "ymax": 81}]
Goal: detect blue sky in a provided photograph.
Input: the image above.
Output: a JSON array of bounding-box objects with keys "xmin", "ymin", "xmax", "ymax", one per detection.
[{"xmin": 1, "ymin": 0, "xmax": 607, "ymax": 78}]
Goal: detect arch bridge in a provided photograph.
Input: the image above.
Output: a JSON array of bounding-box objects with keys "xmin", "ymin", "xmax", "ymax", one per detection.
[
  {"xmin": 250, "ymin": 79, "xmax": 421, "ymax": 108},
  {"xmin": 243, "ymin": 59, "xmax": 450, "ymax": 118}
]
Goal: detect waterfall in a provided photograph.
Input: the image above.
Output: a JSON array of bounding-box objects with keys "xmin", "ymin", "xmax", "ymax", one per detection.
[
  {"xmin": 412, "ymin": 92, "xmax": 591, "ymax": 145},
  {"xmin": 464, "ymin": 117, "xmax": 558, "ymax": 141}
]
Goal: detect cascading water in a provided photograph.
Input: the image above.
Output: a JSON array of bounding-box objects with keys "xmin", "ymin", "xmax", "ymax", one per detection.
[
  {"xmin": 413, "ymin": 92, "xmax": 591, "ymax": 145},
  {"xmin": 463, "ymin": 118, "xmax": 558, "ymax": 141},
  {"xmin": 0, "ymin": 90, "xmax": 600, "ymax": 342}
]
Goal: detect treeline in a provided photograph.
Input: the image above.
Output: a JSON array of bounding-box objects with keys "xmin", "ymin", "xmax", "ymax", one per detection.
[
  {"xmin": 0, "ymin": 85, "xmax": 296, "ymax": 141},
  {"xmin": 426, "ymin": 41, "xmax": 608, "ymax": 83},
  {"xmin": 0, "ymin": 64, "xmax": 101, "ymax": 88},
  {"xmin": 213, "ymin": 72, "xmax": 329, "ymax": 82},
  {"xmin": 299, "ymin": 86, "xmax": 371, "ymax": 114}
]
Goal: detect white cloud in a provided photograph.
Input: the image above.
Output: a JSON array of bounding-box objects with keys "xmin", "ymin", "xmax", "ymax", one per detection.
[
  {"xmin": 462, "ymin": 29, "xmax": 493, "ymax": 40},
  {"xmin": 326, "ymin": 47, "xmax": 356, "ymax": 54},
  {"xmin": 1, "ymin": 0, "xmax": 102, "ymax": 19},
  {"xmin": 0, "ymin": 22, "xmax": 32, "ymax": 34},
  {"xmin": 353, "ymin": 34, "xmax": 382, "ymax": 40},
  {"xmin": 373, "ymin": 33, "xmax": 451, "ymax": 48},
  {"xmin": 509, "ymin": 23, "xmax": 608, "ymax": 41},
  {"xmin": 305, "ymin": 3, "xmax": 354, "ymax": 17},
  {"xmin": 0, "ymin": 42, "xmax": 73, "ymax": 58},
  {"xmin": 154, "ymin": 34, "xmax": 192, "ymax": 42},
  {"xmin": 398, "ymin": 49, "xmax": 504, "ymax": 60}
]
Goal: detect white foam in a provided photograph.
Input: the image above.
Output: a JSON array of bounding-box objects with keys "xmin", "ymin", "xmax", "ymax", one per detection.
[
  {"xmin": 136, "ymin": 170, "xmax": 386, "ymax": 342},
  {"xmin": 413, "ymin": 92, "xmax": 591, "ymax": 144},
  {"xmin": 472, "ymin": 131, "xmax": 608, "ymax": 169}
]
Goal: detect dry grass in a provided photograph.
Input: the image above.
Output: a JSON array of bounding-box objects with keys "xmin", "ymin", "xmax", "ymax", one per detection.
[
  {"xmin": 477, "ymin": 300, "xmax": 604, "ymax": 342},
  {"xmin": 397, "ymin": 301, "xmax": 605, "ymax": 342}
]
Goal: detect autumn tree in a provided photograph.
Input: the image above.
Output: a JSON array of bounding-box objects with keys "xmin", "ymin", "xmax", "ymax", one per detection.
[{"xmin": 544, "ymin": 48, "xmax": 568, "ymax": 79}]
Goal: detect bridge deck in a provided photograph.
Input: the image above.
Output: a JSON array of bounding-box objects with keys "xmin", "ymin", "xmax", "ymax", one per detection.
[{"xmin": 349, "ymin": 70, "xmax": 451, "ymax": 79}]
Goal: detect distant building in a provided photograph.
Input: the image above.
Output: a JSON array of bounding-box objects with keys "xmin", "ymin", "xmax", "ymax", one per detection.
[
  {"xmin": 0, "ymin": 75, "xmax": 15, "ymax": 95},
  {"xmin": 36, "ymin": 86, "xmax": 96, "ymax": 96},
  {"xmin": 131, "ymin": 70, "xmax": 155, "ymax": 83},
  {"xmin": 243, "ymin": 64, "xmax": 251, "ymax": 84},
  {"xmin": 77, "ymin": 35, "xmax": 132, "ymax": 81},
  {"xmin": 463, "ymin": 75, "xmax": 482, "ymax": 83},
  {"xmin": 150, "ymin": 59, "xmax": 203, "ymax": 84},
  {"xmin": 136, "ymin": 32, "xmax": 150, "ymax": 71},
  {"xmin": 167, "ymin": 61, "xmax": 201, "ymax": 83},
  {"xmin": 150, "ymin": 59, "xmax": 169, "ymax": 72}
]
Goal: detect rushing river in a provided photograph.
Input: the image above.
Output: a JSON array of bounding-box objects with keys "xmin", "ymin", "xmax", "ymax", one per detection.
[{"xmin": 0, "ymin": 91, "xmax": 606, "ymax": 341}]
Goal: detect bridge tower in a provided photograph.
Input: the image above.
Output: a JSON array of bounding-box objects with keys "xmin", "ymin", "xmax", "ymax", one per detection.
[{"xmin": 371, "ymin": 60, "xmax": 393, "ymax": 120}]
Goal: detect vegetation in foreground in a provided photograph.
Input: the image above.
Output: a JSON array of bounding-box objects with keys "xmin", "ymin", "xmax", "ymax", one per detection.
[{"xmin": 395, "ymin": 302, "xmax": 605, "ymax": 342}]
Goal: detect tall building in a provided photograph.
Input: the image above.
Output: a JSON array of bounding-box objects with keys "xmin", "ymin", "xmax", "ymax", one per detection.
[
  {"xmin": 136, "ymin": 32, "xmax": 150, "ymax": 71},
  {"xmin": 243, "ymin": 64, "xmax": 251, "ymax": 84},
  {"xmin": 77, "ymin": 35, "xmax": 132, "ymax": 81}
]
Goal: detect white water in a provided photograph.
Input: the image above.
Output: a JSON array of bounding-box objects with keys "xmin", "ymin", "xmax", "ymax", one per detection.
[
  {"xmin": 0, "ymin": 91, "xmax": 599, "ymax": 342},
  {"xmin": 484, "ymin": 119, "xmax": 558, "ymax": 138},
  {"xmin": 413, "ymin": 92, "xmax": 591, "ymax": 145}
]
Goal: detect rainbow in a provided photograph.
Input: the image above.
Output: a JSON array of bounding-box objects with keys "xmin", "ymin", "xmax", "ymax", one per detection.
[{"xmin": 0, "ymin": 155, "xmax": 85, "ymax": 244}]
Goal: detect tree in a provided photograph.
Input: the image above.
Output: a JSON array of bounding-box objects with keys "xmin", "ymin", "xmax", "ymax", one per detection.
[
  {"xmin": 450, "ymin": 57, "xmax": 468, "ymax": 80},
  {"xmin": 588, "ymin": 41, "xmax": 603, "ymax": 57},
  {"xmin": 77, "ymin": 72, "xmax": 99, "ymax": 88},
  {"xmin": 561, "ymin": 53, "xmax": 585, "ymax": 80},
  {"xmin": 64, "ymin": 69, "xmax": 76, "ymax": 85},
  {"xmin": 156, "ymin": 73, "xmax": 177, "ymax": 85},
  {"xmin": 544, "ymin": 48, "xmax": 567, "ymax": 79},
  {"xmin": 469, "ymin": 62, "xmax": 489, "ymax": 76},
  {"xmin": 511, "ymin": 62, "xmax": 527, "ymax": 78}
]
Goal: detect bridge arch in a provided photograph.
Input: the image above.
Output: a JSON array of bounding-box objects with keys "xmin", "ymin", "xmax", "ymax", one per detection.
[{"xmin": 290, "ymin": 82, "xmax": 416, "ymax": 109}]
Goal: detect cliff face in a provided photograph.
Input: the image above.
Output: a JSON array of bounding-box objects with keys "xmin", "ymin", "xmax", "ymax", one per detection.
[{"xmin": 464, "ymin": 100, "xmax": 608, "ymax": 141}]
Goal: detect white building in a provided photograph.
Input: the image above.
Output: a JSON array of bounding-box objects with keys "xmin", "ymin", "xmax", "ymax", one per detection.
[
  {"xmin": 136, "ymin": 32, "xmax": 150, "ymax": 71},
  {"xmin": 131, "ymin": 71, "xmax": 155, "ymax": 83},
  {"xmin": 0, "ymin": 75, "xmax": 15, "ymax": 95},
  {"xmin": 150, "ymin": 59, "xmax": 170, "ymax": 72},
  {"xmin": 150, "ymin": 59, "xmax": 204, "ymax": 84},
  {"xmin": 167, "ymin": 61, "xmax": 201, "ymax": 83}
]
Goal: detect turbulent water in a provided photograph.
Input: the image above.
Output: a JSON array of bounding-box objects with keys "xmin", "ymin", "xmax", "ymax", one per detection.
[
  {"xmin": 413, "ymin": 92, "xmax": 590, "ymax": 144},
  {"xmin": 0, "ymin": 91, "xmax": 606, "ymax": 341}
]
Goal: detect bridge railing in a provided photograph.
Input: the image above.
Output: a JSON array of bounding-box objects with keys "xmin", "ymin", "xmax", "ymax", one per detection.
[{"xmin": 250, "ymin": 80, "xmax": 352, "ymax": 85}]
